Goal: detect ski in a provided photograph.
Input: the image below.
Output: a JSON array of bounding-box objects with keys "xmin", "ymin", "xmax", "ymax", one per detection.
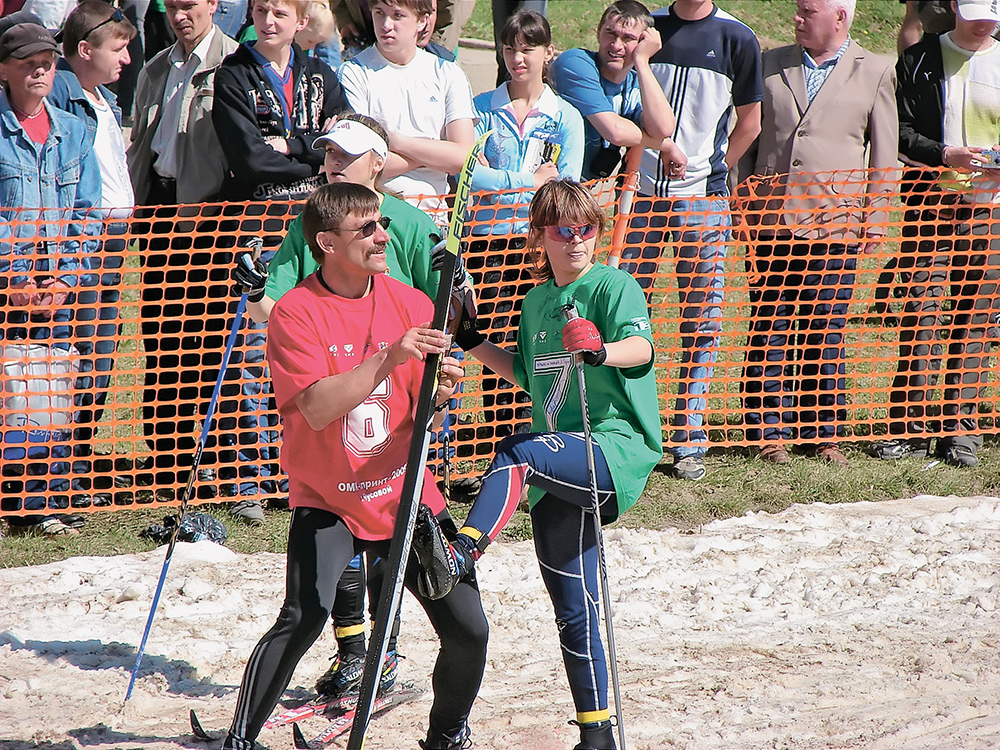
[
  {"xmin": 190, "ymin": 708, "xmax": 215, "ymax": 742},
  {"xmin": 293, "ymin": 685, "xmax": 422, "ymax": 748},
  {"xmin": 345, "ymin": 132, "xmax": 489, "ymax": 750},
  {"xmin": 262, "ymin": 693, "xmax": 358, "ymax": 730}
]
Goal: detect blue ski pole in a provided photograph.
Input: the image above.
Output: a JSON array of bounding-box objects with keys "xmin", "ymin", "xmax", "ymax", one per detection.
[{"xmin": 124, "ymin": 237, "xmax": 263, "ymax": 702}]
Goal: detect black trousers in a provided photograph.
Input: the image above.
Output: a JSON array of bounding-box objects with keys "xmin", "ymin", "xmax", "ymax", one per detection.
[
  {"xmin": 136, "ymin": 202, "xmax": 234, "ymax": 489},
  {"xmin": 742, "ymin": 240, "xmax": 856, "ymax": 444},
  {"xmin": 886, "ymin": 196, "xmax": 1000, "ymax": 447},
  {"xmin": 226, "ymin": 506, "xmax": 489, "ymax": 747}
]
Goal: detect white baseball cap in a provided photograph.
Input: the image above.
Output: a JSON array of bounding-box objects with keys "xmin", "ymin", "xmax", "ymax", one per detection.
[
  {"xmin": 313, "ymin": 120, "xmax": 389, "ymax": 160},
  {"xmin": 957, "ymin": 0, "xmax": 1000, "ymax": 23}
]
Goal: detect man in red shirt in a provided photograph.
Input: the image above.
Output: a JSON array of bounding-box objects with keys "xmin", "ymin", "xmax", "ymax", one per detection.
[{"xmin": 223, "ymin": 182, "xmax": 487, "ymax": 750}]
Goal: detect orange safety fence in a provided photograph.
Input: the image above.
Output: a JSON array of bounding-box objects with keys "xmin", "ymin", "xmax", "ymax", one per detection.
[{"xmin": 2, "ymin": 167, "xmax": 999, "ymax": 515}]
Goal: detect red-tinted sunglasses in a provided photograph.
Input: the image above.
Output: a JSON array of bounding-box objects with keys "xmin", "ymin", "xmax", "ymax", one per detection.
[{"xmin": 544, "ymin": 224, "xmax": 598, "ymax": 242}]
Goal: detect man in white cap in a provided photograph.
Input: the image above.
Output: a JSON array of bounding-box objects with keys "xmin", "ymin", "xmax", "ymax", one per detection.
[
  {"xmin": 873, "ymin": 0, "xmax": 1000, "ymax": 468},
  {"xmin": 231, "ymin": 112, "xmax": 463, "ymax": 699},
  {"xmin": 237, "ymin": 113, "xmax": 445, "ymax": 323}
]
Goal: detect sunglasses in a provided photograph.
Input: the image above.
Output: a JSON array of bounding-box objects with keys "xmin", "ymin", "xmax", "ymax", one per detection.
[
  {"xmin": 544, "ymin": 224, "xmax": 598, "ymax": 242},
  {"xmin": 325, "ymin": 215, "xmax": 391, "ymax": 237},
  {"xmin": 82, "ymin": 8, "xmax": 125, "ymax": 41}
]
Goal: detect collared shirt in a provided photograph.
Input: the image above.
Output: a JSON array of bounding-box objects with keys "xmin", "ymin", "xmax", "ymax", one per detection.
[
  {"xmin": 150, "ymin": 27, "xmax": 218, "ymax": 178},
  {"xmin": 802, "ymin": 36, "xmax": 851, "ymax": 103}
]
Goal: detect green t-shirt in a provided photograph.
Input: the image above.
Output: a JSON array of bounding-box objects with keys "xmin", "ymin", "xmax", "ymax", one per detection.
[
  {"xmin": 265, "ymin": 192, "xmax": 441, "ymax": 301},
  {"xmin": 512, "ymin": 262, "xmax": 662, "ymax": 519}
]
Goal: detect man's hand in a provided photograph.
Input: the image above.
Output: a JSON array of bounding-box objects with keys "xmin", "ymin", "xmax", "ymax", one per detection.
[
  {"xmin": 534, "ymin": 161, "xmax": 559, "ymax": 187},
  {"xmin": 389, "ymin": 323, "xmax": 450, "ymax": 366},
  {"xmin": 8, "ymin": 278, "xmax": 35, "ymax": 307},
  {"xmin": 562, "ymin": 317, "xmax": 607, "ymax": 367},
  {"xmin": 661, "ymin": 139, "xmax": 688, "ymax": 181},
  {"xmin": 435, "ymin": 355, "xmax": 464, "ymax": 405},
  {"xmin": 233, "ymin": 251, "xmax": 269, "ymax": 301},
  {"xmin": 35, "ymin": 278, "xmax": 71, "ymax": 316},
  {"xmin": 265, "ymin": 136, "xmax": 290, "ymax": 155},
  {"xmin": 633, "ymin": 25, "xmax": 662, "ymax": 65},
  {"xmin": 862, "ymin": 232, "xmax": 885, "ymax": 255},
  {"xmin": 944, "ymin": 145, "xmax": 987, "ymax": 171}
]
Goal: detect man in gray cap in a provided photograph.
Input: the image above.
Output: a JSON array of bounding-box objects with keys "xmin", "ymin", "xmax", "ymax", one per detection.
[{"xmin": 0, "ymin": 22, "xmax": 102, "ymax": 536}]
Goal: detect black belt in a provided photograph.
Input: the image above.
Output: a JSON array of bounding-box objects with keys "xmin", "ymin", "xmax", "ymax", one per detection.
[{"xmin": 149, "ymin": 170, "xmax": 177, "ymax": 204}]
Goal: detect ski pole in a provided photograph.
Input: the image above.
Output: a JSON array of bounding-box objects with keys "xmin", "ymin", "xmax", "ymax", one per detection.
[
  {"xmin": 125, "ymin": 236, "xmax": 263, "ymax": 703},
  {"xmin": 347, "ymin": 132, "xmax": 490, "ymax": 750},
  {"xmin": 562, "ymin": 303, "xmax": 627, "ymax": 750}
]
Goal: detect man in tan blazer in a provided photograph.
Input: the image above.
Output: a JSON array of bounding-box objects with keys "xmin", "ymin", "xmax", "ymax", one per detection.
[{"xmin": 740, "ymin": 0, "xmax": 898, "ymax": 467}]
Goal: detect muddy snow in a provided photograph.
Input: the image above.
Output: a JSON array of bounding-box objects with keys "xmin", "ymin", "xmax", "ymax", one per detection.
[{"xmin": 2, "ymin": 494, "xmax": 999, "ymax": 749}]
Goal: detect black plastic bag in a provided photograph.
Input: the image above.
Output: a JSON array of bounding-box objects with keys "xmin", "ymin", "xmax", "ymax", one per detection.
[{"xmin": 140, "ymin": 512, "xmax": 228, "ymax": 546}]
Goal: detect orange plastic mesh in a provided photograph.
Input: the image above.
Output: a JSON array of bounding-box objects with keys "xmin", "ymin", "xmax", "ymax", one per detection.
[{"xmin": 1, "ymin": 168, "xmax": 998, "ymax": 514}]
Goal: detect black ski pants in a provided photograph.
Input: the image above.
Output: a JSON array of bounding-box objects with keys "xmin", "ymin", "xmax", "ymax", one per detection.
[{"xmin": 226, "ymin": 506, "xmax": 489, "ymax": 748}]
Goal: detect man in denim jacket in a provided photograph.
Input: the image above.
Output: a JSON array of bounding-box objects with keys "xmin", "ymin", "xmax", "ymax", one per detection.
[{"xmin": 0, "ymin": 22, "xmax": 102, "ymax": 536}]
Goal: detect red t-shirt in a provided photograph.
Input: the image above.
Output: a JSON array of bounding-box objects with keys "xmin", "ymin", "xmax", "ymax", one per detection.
[
  {"xmin": 17, "ymin": 105, "xmax": 50, "ymax": 144},
  {"xmin": 267, "ymin": 272, "xmax": 446, "ymax": 540}
]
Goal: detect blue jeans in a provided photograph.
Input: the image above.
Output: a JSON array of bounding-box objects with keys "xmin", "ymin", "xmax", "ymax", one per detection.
[
  {"xmin": 624, "ymin": 196, "xmax": 730, "ymax": 458},
  {"xmin": 1, "ymin": 429, "xmax": 75, "ymax": 514},
  {"xmin": 217, "ymin": 317, "xmax": 284, "ymax": 497}
]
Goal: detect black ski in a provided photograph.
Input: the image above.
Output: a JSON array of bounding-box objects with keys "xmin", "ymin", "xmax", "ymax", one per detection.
[{"xmin": 345, "ymin": 133, "xmax": 489, "ymax": 750}]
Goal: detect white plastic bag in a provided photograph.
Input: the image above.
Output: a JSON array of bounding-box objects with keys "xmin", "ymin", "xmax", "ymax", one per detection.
[{"xmin": 2, "ymin": 343, "xmax": 80, "ymax": 428}]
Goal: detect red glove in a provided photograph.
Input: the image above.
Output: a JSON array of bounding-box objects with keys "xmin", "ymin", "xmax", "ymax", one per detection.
[{"xmin": 562, "ymin": 317, "xmax": 607, "ymax": 366}]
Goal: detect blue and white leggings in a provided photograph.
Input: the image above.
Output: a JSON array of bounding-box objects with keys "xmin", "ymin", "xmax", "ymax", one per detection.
[{"xmin": 464, "ymin": 431, "xmax": 618, "ymax": 724}]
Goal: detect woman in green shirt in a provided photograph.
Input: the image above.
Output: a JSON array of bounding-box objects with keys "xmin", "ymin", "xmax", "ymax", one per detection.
[{"xmin": 428, "ymin": 179, "xmax": 661, "ymax": 750}]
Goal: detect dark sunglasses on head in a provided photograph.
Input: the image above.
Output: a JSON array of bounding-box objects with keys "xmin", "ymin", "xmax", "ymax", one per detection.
[
  {"xmin": 82, "ymin": 8, "xmax": 125, "ymax": 40},
  {"xmin": 326, "ymin": 215, "xmax": 391, "ymax": 238},
  {"xmin": 544, "ymin": 224, "xmax": 598, "ymax": 242}
]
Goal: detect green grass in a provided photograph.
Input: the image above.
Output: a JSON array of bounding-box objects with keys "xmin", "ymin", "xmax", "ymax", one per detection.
[
  {"xmin": 4, "ymin": 443, "xmax": 999, "ymax": 569},
  {"xmin": 464, "ymin": 1, "xmax": 905, "ymax": 55}
]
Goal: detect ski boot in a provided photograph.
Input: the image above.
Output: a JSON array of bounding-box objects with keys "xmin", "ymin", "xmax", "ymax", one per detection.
[
  {"xmin": 315, "ymin": 650, "xmax": 399, "ymax": 698},
  {"xmin": 418, "ymin": 721, "xmax": 472, "ymax": 749},
  {"xmin": 570, "ymin": 719, "xmax": 616, "ymax": 750},
  {"xmin": 315, "ymin": 652, "xmax": 365, "ymax": 698},
  {"xmin": 413, "ymin": 504, "xmax": 477, "ymax": 600}
]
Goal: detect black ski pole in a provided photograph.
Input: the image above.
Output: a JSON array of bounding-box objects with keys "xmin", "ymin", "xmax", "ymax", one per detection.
[{"xmin": 346, "ymin": 133, "xmax": 489, "ymax": 750}]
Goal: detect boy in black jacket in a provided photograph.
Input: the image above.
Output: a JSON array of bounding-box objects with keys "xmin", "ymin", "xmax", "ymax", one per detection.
[{"xmin": 213, "ymin": 0, "xmax": 349, "ymax": 201}]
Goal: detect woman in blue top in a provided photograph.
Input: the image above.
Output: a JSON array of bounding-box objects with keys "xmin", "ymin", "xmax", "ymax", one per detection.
[
  {"xmin": 471, "ymin": 9, "xmax": 584, "ymax": 237},
  {"xmin": 469, "ymin": 9, "xmax": 585, "ymax": 443}
]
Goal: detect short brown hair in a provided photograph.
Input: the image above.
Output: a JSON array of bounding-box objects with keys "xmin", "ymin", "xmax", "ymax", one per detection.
[
  {"xmin": 528, "ymin": 179, "xmax": 606, "ymax": 282},
  {"xmin": 598, "ymin": 0, "xmax": 653, "ymax": 32},
  {"xmin": 252, "ymin": 0, "xmax": 311, "ymax": 21},
  {"xmin": 373, "ymin": 0, "xmax": 433, "ymax": 18},
  {"xmin": 62, "ymin": 1, "xmax": 136, "ymax": 58},
  {"xmin": 302, "ymin": 183, "xmax": 382, "ymax": 263}
]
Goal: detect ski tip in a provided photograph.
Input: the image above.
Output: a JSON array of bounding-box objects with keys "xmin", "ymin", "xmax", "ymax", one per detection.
[
  {"xmin": 292, "ymin": 721, "xmax": 311, "ymax": 749},
  {"xmin": 190, "ymin": 708, "xmax": 213, "ymax": 742}
]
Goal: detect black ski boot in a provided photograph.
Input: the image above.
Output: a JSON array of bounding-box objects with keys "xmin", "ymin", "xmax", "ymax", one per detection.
[
  {"xmin": 412, "ymin": 504, "xmax": 476, "ymax": 599},
  {"xmin": 570, "ymin": 719, "xmax": 616, "ymax": 750},
  {"xmin": 315, "ymin": 652, "xmax": 365, "ymax": 697},
  {"xmin": 418, "ymin": 721, "xmax": 472, "ymax": 749}
]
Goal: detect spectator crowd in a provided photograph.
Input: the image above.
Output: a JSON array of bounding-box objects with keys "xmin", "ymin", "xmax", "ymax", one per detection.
[
  {"xmin": 1, "ymin": 0, "xmax": 998, "ymax": 532},
  {"xmin": 1, "ymin": 1, "xmax": 999, "ymax": 749}
]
